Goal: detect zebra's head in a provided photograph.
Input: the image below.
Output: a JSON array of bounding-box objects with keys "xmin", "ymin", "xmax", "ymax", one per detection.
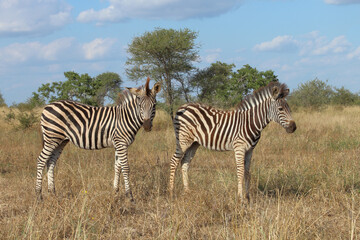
[
  {"xmin": 127, "ymin": 77, "xmax": 161, "ymax": 132},
  {"xmin": 269, "ymin": 84, "xmax": 297, "ymax": 133}
]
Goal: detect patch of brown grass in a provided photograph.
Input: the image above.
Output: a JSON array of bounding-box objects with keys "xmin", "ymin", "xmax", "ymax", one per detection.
[{"xmin": 0, "ymin": 106, "xmax": 360, "ymax": 239}]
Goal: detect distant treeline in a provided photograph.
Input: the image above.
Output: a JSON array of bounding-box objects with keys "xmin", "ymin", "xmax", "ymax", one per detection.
[
  {"xmin": 1, "ymin": 74, "xmax": 359, "ymax": 113},
  {"xmin": 288, "ymin": 78, "xmax": 360, "ymax": 110}
]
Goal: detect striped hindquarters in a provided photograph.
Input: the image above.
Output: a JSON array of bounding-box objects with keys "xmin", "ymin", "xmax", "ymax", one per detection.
[{"xmin": 41, "ymin": 100, "xmax": 116, "ymax": 149}]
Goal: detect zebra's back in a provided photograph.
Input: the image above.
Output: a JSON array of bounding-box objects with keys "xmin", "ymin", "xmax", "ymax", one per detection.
[
  {"xmin": 41, "ymin": 100, "xmax": 116, "ymax": 150},
  {"xmin": 174, "ymin": 103, "xmax": 240, "ymax": 151}
]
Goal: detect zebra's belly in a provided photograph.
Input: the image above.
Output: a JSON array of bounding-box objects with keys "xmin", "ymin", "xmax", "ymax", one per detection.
[
  {"xmin": 200, "ymin": 138, "xmax": 234, "ymax": 152},
  {"xmin": 67, "ymin": 134, "xmax": 113, "ymax": 150}
]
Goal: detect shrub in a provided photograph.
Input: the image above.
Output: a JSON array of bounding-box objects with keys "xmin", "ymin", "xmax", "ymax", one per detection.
[
  {"xmin": 331, "ymin": 87, "xmax": 360, "ymax": 106},
  {"xmin": 288, "ymin": 78, "xmax": 360, "ymax": 111},
  {"xmin": 4, "ymin": 110, "xmax": 16, "ymax": 123},
  {"xmin": 17, "ymin": 112, "xmax": 38, "ymax": 129},
  {"xmin": 288, "ymin": 78, "xmax": 333, "ymax": 111}
]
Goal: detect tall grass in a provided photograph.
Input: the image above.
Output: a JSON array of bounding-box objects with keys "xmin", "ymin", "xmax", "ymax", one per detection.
[{"xmin": 0, "ymin": 106, "xmax": 360, "ymax": 239}]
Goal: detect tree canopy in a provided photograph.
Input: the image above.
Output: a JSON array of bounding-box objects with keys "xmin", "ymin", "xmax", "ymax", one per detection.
[
  {"xmin": 126, "ymin": 28, "xmax": 199, "ymax": 118},
  {"xmin": 191, "ymin": 62, "xmax": 278, "ymax": 108},
  {"xmin": 36, "ymin": 71, "xmax": 122, "ymax": 106}
]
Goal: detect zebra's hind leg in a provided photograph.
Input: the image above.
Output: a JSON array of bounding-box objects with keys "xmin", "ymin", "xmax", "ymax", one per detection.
[
  {"xmin": 169, "ymin": 146, "xmax": 185, "ymax": 196},
  {"xmin": 47, "ymin": 140, "xmax": 68, "ymax": 194},
  {"xmin": 36, "ymin": 141, "xmax": 61, "ymax": 200},
  {"xmin": 181, "ymin": 142, "xmax": 199, "ymax": 193},
  {"xmin": 244, "ymin": 148, "xmax": 253, "ymax": 203}
]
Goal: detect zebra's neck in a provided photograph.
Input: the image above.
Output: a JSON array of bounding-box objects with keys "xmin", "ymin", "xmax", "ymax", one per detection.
[
  {"xmin": 118, "ymin": 94, "xmax": 143, "ymax": 130},
  {"xmin": 236, "ymin": 91, "xmax": 273, "ymax": 136}
]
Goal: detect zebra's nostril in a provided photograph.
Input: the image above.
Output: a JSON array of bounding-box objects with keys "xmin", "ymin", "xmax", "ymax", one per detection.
[
  {"xmin": 143, "ymin": 119, "xmax": 152, "ymax": 132},
  {"xmin": 286, "ymin": 121, "xmax": 296, "ymax": 133}
]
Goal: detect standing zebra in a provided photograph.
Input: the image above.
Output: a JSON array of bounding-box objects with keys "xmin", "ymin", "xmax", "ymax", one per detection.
[
  {"xmin": 169, "ymin": 82, "xmax": 296, "ymax": 202},
  {"xmin": 36, "ymin": 78, "xmax": 161, "ymax": 201}
]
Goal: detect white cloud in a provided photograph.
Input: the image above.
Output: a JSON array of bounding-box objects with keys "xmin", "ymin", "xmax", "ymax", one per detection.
[
  {"xmin": 0, "ymin": 0, "xmax": 72, "ymax": 37},
  {"xmin": 252, "ymin": 31, "xmax": 360, "ymax": 91},
  {"xmin": 254, "ymin": 32, "xmax": 351, "ymax": 57},
  {"xmin": 77, "ymin": 0, "xmax": 242, "ymax": 23},
  {"xmin": 324, "ymin": 0, "xmax": 360, "ymax": 4},
  {"xmin": 0, "ymin": 38, "xmax": 118, "ymax": 65},
  {"xmin": 0, "ymin": 38, "xmax": 76, "ymax": 64},
  {"xmin": 253, "ymin": 35, "xmax": 299, "ymax": 52},
  {"xmin": 41, "ymin": 38, "xmax": 76, "ymax": 60},
  {"xmin": 202, "ymin": 48, "xmax": 222, "ymax": 63},
  {"xmin": 82, "ymin": 38, "xmax": 117, "ymax": 60},
  {"xmin": 311, "ymin": 36, "xmax": 350, "ymax": 55},
  {"xmin": 299, "ymin": 32, "xmax": 351, "ymax": 56},
  {"xmin": 347, "ymin": 46, "xmax": 360, "ymax": 59}
]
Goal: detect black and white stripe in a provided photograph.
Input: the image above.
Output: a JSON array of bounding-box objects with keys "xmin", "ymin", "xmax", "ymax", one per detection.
[
  {"xmin": 169, "ymin": 82, "xmax": 296, "ymax": 202},
  {"xmin": 36, "ymin": 78, "xmax": 161, "ymax": 201}
]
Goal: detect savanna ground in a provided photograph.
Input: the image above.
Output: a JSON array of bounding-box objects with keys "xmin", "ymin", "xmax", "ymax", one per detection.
[{"xmin": 0, "ymin": 106, "xmax": 360, "ymax": 239}]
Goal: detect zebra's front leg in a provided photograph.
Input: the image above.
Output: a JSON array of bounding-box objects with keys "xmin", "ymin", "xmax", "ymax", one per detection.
[
  {"xmin": 233, "ymin": 141, "xmax": 247, "ymax": 203},
  {"xmin": 113, "ymin": 154, "xmax": 121, "ymax": 193},
  {"xmin": 114, "ymin": 146, "xmax": 133, "ymax": 201}
]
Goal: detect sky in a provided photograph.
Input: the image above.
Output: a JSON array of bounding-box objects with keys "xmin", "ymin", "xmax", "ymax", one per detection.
[{"xmin": 1, "ymin": 0, "xmax": 360, "ymax": 105}]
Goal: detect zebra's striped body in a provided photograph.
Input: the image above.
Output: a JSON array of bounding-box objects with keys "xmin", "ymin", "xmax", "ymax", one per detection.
[
  {"xmin": 36, "ymin": 78, "xmax": 161, "ymax": 201},
  {"xmin": 169, "ymin": 82, "xmax": 296, "ymax": 202}
]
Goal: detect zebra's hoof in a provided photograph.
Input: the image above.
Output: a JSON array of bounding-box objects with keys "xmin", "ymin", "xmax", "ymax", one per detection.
[
  {"xmin": 125, "ymin": 192, "xmax": 134, "ymax": 202},
  {"xmin": 36, "ymin": 194, "xmax": 43, "ymax": 202}
]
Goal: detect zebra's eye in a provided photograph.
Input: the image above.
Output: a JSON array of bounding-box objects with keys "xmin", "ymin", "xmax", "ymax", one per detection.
[{"xmin": 278, "ymin": 107, "xmax": 283, "ymax": 111}]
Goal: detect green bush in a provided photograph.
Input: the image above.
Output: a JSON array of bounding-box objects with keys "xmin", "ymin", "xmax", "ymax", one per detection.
[
  {"xmin": 17, "ymin": 112, "xmax": 38, "ymax": 129},
  {"xmin": 288, "ymin": 78, "xmax": 333, "ymax": 111},
  {"xmin": 4, "ymin": 110, "xmax": 16, "ymax": 122},
  {"xmin": 331, "ymin": 87, "xmax": 360, "ymax": 105},
  {"xmin": 11, "ymin": 92, "xmax": 46, "ymax": 111}
]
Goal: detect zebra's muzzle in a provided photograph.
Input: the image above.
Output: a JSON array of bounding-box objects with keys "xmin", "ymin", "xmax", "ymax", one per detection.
[
  {"xmin": 286, "ymin": 120, "xmax": 297, "ymax": 133},
  {"xmin": 143, "ymin": 119, "xmax": 152, "ymax": 132}
]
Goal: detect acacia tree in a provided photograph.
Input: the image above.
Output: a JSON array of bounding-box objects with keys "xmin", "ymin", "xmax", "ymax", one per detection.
[
  {"xmin": 191, "ymin": 61, "xmax": 235, "ymax": 106},
  {"xmin": 126, "ymin": 28, "xmax": 199, "ymax": 118},
  {"xmin": 226, "ymin": 64, "xmax": 278, "ymax": 107},
  {"xmin": 36, "ymin": 71, "xmax": 122, "ymax": 106}
]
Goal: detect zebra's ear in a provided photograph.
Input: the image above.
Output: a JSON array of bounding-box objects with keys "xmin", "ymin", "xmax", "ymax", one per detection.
[
  {"xmin": 152, "ymin": 82, "xmax": 161, "ymax": 95},
  {"xmin": 272, "ymin": 86, "xmax": 280, "ymax": 99},
  {"xmin": 145, "ymin": 77, "xmax": 151, "ymax": 96},
  {"xmin": 283, "ymin": 88, "xmax": 290, "ymax": 98}
]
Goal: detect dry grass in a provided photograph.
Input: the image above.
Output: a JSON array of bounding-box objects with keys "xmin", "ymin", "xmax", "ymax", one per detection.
[{"xmin": 1, "ymin": 106, "xmax": 360, "ymax": 239}]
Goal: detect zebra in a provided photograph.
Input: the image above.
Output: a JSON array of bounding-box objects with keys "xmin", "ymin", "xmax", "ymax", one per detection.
[
  {"xmin": 35, "ymin": 77, "xmax": 161, "ymax": 201},
  {"xmin": 169, "ymin": 82, "xmax": 296, "ymax": 202}
]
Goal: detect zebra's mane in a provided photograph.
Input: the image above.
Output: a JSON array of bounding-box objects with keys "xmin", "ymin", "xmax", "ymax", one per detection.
[
  {"xmin": 116, "ymin": 85, "xmax": 147, "ymax": 106},
  {"xmin": 237, "ymin": 81, "xmax": 289, "ymax": 111}
]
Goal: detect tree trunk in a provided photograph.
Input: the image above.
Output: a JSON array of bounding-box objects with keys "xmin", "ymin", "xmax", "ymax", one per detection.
[{"xmin": 164, "ymin": 76, "xmax": 174, "ymax": 120}]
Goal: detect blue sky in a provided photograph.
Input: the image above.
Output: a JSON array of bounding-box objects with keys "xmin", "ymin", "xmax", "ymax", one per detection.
[{"xmin": 1, "ymin": 0, "xmax": 360, "ymax": 105}]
